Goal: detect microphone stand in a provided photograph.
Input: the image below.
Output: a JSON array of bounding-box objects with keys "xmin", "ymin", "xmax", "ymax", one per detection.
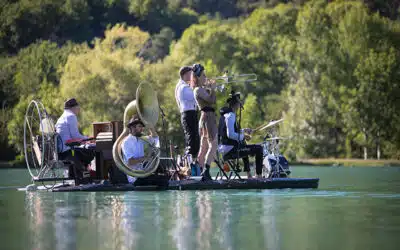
[
  {"xmin": 159, "ymin": 105, "xmax": 181, "ymax": 179},
  {"xmin": 159, "ymin": 105, "xmax": 169, "ymax": 159},
  {"xmin": 236, "ymin": 102, "xmax": 243, "ymax": 173},
  {"xmin": 230, "ymin": 89, "xmax": 243, "ymax": 174}
]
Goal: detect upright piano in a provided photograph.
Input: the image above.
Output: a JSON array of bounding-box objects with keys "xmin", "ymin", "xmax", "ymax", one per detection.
[{"xmin": 92, "ymin": 121, "xmax": 123, "ymax": 180}]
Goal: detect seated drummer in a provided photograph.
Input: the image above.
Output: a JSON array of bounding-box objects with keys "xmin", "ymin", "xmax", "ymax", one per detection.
[
  {"xmin": 218, "ymin": 92, "xmax": 263, "ymax": 178},
  {"xmin": 121, "ymin": 115, "xmax": 160, "ymax": 185},
  {"xmin": 56, "ymin": 98, "xmax": 95, "ymax": 185}
]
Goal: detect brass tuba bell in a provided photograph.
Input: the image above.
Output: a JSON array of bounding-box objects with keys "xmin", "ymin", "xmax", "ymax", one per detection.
[{"xmin": 112, "ymin": 82, "xmax": 161, "ymax": 178}]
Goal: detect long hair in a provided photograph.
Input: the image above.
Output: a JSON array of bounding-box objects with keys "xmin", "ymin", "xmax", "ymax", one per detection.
[{"xmin": 191, "ymin": 71, "xmax": 200, "ymax": 87}]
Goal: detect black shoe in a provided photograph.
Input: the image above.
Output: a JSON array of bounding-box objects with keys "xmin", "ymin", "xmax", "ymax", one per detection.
[{"xmin": 201, "ymin": 164, "xmax": 212, "ymax": 181}]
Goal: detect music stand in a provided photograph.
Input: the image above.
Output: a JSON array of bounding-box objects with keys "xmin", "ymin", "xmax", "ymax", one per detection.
[{"xmin": 158, "ymin": 105, "xmax": 181, "ymax": 180}]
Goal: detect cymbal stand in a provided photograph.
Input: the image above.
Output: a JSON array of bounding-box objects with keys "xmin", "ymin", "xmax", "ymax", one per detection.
[
  {"xmin": 236, "ymin": 94, "xmax": 244, "ymax": 173},
  {"xmin": 159, "ymin": 105, "xmax": 168, "ymax": 157}
]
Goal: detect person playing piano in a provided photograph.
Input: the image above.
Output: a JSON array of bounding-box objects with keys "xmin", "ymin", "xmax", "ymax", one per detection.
[{"xmin": 55, "ymin": 98, "xmax": 95, "ymax": 184}]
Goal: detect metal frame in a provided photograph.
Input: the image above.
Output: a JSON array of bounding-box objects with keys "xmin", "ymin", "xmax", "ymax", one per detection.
[
  {"xmin": 24, "ymin": 100, "xmax": 74, "ymax": 188},
  {"xmin": 261, "ymin": 127, "xmax": 291, "ymax": 179},
  {"xmin": 213, "ymin": 152, "xmax": 242, "ymax": 180}
]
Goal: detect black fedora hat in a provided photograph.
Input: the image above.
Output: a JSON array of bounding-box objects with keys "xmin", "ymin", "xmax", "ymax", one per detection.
[
  {"xmin": 127, "ymin": 115, "xmax": 145, "ymax": 128},
  {"xmin": 226, "ymin": 91, "xmax": 241, "ymax": 105},
  {"xmin": 64, "ymin": 98, "xmax": 79, "ymax": 109}
]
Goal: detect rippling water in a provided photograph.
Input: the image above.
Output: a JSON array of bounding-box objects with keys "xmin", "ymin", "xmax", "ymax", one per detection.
[{"xmin": 0, "ymin": 167, "xmax": 399, "ymax": 250}]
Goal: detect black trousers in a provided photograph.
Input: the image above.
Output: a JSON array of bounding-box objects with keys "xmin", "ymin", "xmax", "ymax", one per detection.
[
  {"xmin": 224, "ymin": 144, "xmax": 263, "ymax": 175},
  {"xmin": 59, "ymin": 148, "xmax": 95, "ymax": 180},
  {"xmin": 181, "ymin": 110, "xmax": 200, "ymax": 157}
]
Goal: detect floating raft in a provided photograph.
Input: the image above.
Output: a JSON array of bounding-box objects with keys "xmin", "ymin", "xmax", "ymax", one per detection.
[{"xmin": 51, "ymin": 177, "xmax": 319, "ymax": 192}]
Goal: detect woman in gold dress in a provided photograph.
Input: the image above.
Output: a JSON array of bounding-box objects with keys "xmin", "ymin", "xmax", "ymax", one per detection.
[{"xmin": 191, "ymin": 64, "xmax": 217, "ymax": 181}]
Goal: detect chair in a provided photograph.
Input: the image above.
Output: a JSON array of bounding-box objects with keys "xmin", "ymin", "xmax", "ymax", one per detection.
[
  {"xmin": 61, "ymin": 137, "xmax": 95, "ymax": 184},
  {"xmin": 213, "ymin": 151, "xmax": 242, "ymax": 180}
]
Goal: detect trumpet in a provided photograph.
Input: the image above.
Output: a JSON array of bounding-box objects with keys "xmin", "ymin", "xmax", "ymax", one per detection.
[{"xmin": 205, "ymin": 72, "xmax": 257, "ymax": 92}]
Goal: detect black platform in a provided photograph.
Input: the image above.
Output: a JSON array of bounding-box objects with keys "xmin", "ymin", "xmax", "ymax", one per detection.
[{"xmin": 51, "ymin": 177, "xmax": 319, "ymax": 192}]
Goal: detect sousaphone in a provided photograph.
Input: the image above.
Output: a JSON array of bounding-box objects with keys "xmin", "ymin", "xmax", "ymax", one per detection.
[{"xmin": 112, "ymin": 82, "xmax": 160, "ymax": 178}]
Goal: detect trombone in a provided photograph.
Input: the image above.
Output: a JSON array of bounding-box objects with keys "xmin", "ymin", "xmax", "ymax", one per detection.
[{"xmin": 205, "ymin": 72, "xmax": 258, "ymax": 92}]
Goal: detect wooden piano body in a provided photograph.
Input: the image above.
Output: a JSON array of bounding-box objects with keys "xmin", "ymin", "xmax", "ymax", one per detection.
[{"xmin": 92, "ymin": 121, "xmax": 123, "ymax": 180}]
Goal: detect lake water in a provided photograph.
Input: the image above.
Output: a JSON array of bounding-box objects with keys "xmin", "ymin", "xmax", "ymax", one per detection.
[{"xmin": 0, "ymin": 166, "xmax": 399, "ymax": 250}]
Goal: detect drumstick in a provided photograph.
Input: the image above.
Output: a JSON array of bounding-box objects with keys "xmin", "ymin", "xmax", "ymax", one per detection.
[{"xmin": 253, "ymin": 118, "xmax": 284, "ymax": 132}]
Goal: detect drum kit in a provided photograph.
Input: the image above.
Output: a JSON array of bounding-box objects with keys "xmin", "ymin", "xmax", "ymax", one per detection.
[
  {"xmin": 207, "ymin": 71, "xmax": 292, "ymax": 179},
  {"xmin": 253, "ymin": 118, "xmax": 292, "ymax": 178}
]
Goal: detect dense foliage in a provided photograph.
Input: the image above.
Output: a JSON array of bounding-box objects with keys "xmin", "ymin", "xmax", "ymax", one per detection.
[{"xmin": 1, "ymin": 0, "xmax": 399, "ymax": 161}]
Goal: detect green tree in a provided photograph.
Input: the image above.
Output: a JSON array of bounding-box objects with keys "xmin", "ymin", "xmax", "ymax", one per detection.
[
  {"xmin": 6, "ymin": 40, "xmax": 77, "ymax": 153},
  {"xmin": 140, "ymin": 27, "xmax": 176, "ymax": 62},
  {"xmin": 59, "ymin": 24, "xmax": 150, "ymax": 135}
]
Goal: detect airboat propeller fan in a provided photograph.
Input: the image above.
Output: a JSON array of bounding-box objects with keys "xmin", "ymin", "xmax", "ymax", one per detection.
[{"xmin": 24, "ymin": 100, "xmax": 64, "ymax": 186}]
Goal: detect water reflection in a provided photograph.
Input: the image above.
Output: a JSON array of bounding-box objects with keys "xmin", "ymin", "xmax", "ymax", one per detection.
[
  {"xmin": 110, "ymin": 194, "xmax": 132, "ymax": 250},
  {"xmin": 213, "ymin": 192, "xmax": 233, "ymax": 250},
  {"xmin": 195, "ymin": 191, "xmax": 212, "ymax": 250},
  {"xmin": 25, "ymin": 191, "xmax": 46, "ymax": 250},
  {"xmin": 262, "ymin": 191, "xmax": 281, "ymax": 250},
  {"xmin": 54, "ymin": 193, "xmax": 77, "ymax": 250},
  {"xmin": 24, "ymin": 190, "xmax": 268, "ymax": 250},
  {"xmin": 21, "ymin": 184, "xmax": 400, "ymax": 250},
  {"xmin": 171, "ymin": 191, "xmax": 193, "ymax": 250}
]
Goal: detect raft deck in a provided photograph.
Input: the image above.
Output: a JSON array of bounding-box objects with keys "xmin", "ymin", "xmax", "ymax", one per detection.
[{"xmin": 50, "ymin": 177, "xmax": 319, "ymax": 192}]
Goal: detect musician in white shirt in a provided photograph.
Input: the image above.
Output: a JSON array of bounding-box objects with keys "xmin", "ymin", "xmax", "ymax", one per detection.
[
  {"xmin": 217, "ymin": 92, "xmax": 263, "ymax": 178},
  {"xmin": 121, "ymin": 116, "xmax": 160, "ymax": 184},
  {"xmin": 175, "ymin": 66, "xmax": 200, "ymax": 162}
]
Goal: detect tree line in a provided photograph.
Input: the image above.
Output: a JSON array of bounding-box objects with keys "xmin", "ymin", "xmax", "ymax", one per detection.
[{"xmin": 1, "ymin": 0, "xmax": 399, "ymax": 162}]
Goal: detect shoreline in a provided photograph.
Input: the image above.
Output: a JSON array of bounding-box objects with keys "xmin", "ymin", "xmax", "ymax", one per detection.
[
  {"xmin": 1, "ymin": 158, "xmax": 400, "ymax": 169},
  {"xmin": 292, "ymin": 158, "xmax": 400, "ymax": 167},
  {"xmin": 0, "ymin": 161, "xmax": 25, "ymax": 169}
]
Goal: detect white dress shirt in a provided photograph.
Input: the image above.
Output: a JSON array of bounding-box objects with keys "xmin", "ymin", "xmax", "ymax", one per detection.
[
  {"xmin": 121, "ymin": 134, "xmax": 160, "ymax": 183},
  {"xmin": 175, "ymin": 79, "xmax": 197, "ymax": 113},
  {"xmin": 218, "ymin": 112, "xmax": 245, "ymax": 155},
  {"xmin": 55, "ymin": 109, "xmax": 88, "ymax": 152}
]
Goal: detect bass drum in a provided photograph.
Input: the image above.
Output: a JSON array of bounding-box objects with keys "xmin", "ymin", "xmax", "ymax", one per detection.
[{"xmin": 262, "ymin": 154, "xmax": 291, "ymax": 178}]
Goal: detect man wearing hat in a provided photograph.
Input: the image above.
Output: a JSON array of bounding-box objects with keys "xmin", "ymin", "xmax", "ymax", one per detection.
[
  {"xmin": 217, "ymin": 92, "xmax": 264, "ymax": 178},
  {"xmin": 121, "ymin": 115, "xmax": 160, "ymax": 184},
  {"xmin": 56, "ymin": 98, "xmax": 95, "ymax": 184},
  {"xmin": 175, "ymin": 65, "xmax": 201, "ymax": 167}
]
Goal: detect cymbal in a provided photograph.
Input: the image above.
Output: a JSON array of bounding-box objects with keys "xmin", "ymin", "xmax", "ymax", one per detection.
[
  {"xmin": 254, "ymin": 118, "xmax": 284, "ymax": 132},
  {"xmin": 265, "ymin": 137, "xmax": 288, "ymax": 141}
]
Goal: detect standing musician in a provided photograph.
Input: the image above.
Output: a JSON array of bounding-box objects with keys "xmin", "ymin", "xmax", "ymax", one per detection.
[
  {"xmin": 192, "ymin": 63, "xmax": 217, "ymax": 181},
  {"xmin": 121, "ymin": 115, "xmax": 162, "ymax": 185},
  {"xmin": 175, "ymin": 66, "xmax": 201, "ymax": 168},
  {"xmin": 218, "ymin": 92, "xmax": 263, "ymax": 178}
]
